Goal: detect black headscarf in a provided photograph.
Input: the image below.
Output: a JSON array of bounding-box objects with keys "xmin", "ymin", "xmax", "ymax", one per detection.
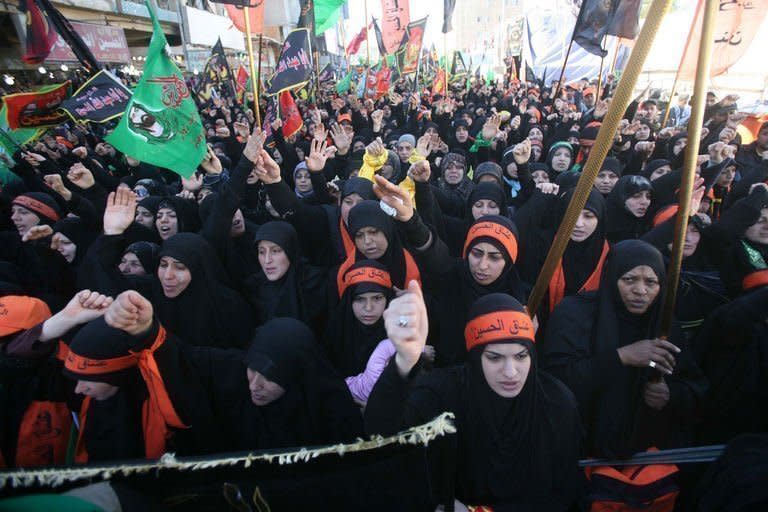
[
  {"xmin": 52, "ymin": 217, "xmax": 98, "ymax": 267},
  {"xmin": 157, "ymin": 196, "xmax": 200, "ymax": 235},
  {"xmin": 154, "ymin": 233, "xmax": 253, "ymax": 348},
  {"xmin": 346, "ymin": 200, "xmax": 413, "ymax": 290},
  {"xmin": 246, "ymin": 221, "xmax": 307, "ymax": 326},
  {"xmin": 243, "ymin": 318, "xmax": 363, "ymax": 446},
  {"xmin": 461, "ymin": 293, "xmax": 581, "ymax": 506},
  {"xmin": 605, "ymin": 175, "xmax": 653, "ymax": 243},
  {"xmin": 559, "ymin": 188, "xmax": 607, "ymax": 295},
  {"xmin": 125, "ymin": 241, "xmax": 161, "ymax": 275},
  {"xmin": 325, "ymin": 259, "xmax": 393, "ymax": 376}
]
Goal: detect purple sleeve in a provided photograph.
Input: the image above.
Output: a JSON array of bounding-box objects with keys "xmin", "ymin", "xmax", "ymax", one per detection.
[
  {"xmin": 345, "ymin": 339, "xmax": 397, "ymax": 404},
  {"xmin": 2, "ymin": 322, "xmax": 53, "ymax": 359}
]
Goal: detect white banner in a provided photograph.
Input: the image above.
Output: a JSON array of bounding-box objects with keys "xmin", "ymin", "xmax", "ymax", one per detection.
[{"xmin": 184, "ymin": 6, "xmax": 245, "ymax": 52}]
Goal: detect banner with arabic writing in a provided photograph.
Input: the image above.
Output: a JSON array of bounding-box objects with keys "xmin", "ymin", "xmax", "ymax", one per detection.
[
  {"xmin": 266, "ymin": 29, "xmax": 313, "ymax": 95},
  {"xmin": 61, "ymin": 70, "xmax": 132, "ymax": 124},
  {"xmin": 2, "ymin": 81, "xmax": 70, "ymax": 129},
  {"xmin": 380, "ymin": 0, "xmax": 410, "ymax": 55},
  {"xmin": 678, "ymin": 0, "xmax": 768, "ymax": 81}
]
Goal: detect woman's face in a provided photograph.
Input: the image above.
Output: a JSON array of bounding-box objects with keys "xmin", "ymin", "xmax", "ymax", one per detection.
[
  {"xmin": 635, "ymin": 124, "xmax": 651, "ymax": 141},
  {"xmin": 340, "ymin": 193, "xmax": 364, "ymax": 225},
  {"xmin": 467, "ymin": 242, "xmax": 506, "ymax": 286},
  {"xmin": 528, "ymin": 127, "xmax": 543, "ymax": 142},
  {"xmin": 257, "ymin": 240, "xmax": 291, "ymax": 281},
  {"xmin": 455, "ymin": 126, "xmax": 469, "ymax": 143},
  {"xmin": 744, "ymin": 207, "xmax": 768, "ymax": 245},
  {"xmin": 444, "ymin": 163, "xmax": 465, "ymax": 185},
  {"xmin": 52, "ymin": 232, "xmax": 76, "ymax": 263},
  {"xmin": 352, "ymin": 291, "xmax": 387, "ymax": 325},
  {"xmin": 550, "ymin": 148, "xmax": 571, "ymax": 172},
  {"xmin": 595, "ymin": 170, "xmax": 619, "ymax": 195},
  {"xmin": 531, "ymin": 145, "xmax": 542, "ymax": 162},
  {"xmin": 505, "ymin": 162, "xmax": 518, "ymax": 179},
  {"xmin": 571, "ymin": 209, "xmax": 599, "ymax": 242},
  {"xmin": 74, "ymin": 380, "xmax": 119, "ymax": 401},
  {"xmin": 294, "ymin": 169, "xmax": 313, "ymax": 194},
  {"xmin": 10, "ymin": 205, "xmax": 40, "ymax": 237},
  {"xmin": 681, "ymin": 223, "xmax": 701, "ymax": 257},
  {"xmin": 716, "ymin": 165, "xmax": 736, "ymax": 188},
  {"xmin": 119, "ymin": 252, "xmax": 146, "ymax": 276},
  {"xmin": 649, "ymin": 164, "xmax": 671, "ymax": 181},
  {"xmin": 246, "ymin": 368, "xmax": 286, "ymax": 406},
  {"xmin": 616, "ymin": 265, "xmax": 661, "ymax": 315},
  {"xmin": 471, "ymin": 199, "xmax": 500, "ymax": 220},
  {"xmin": 295, "ymin": 147, "xmax": 306, "ymax": 161},
  {"xmin": 481, "ymin": 342, "xmax": 531, "ymax": 398},
  {"xmin": 352, "ymin": 140, "xmax": 366, "ymax": 152},
  {"xmin": 673, "ymin": 137, "xmax": 687, "ymax": 156},
  {"xmin": 158, "ymin": 256, "xmax": 192, "ymax": 298},
  {"xmin": 625, "ymin": 191, "xmax": 651, "ymax": 218},
  {"xmin": 354, "ymin": 227, "xmax": 389, "ymax": 260},
  {"xmin": 155, "ymin": 207, "xmax": 178, "ymax": 240},
  {"xmin": 531, "ymin": 170, "xmax": 549, "ymax": 184}
]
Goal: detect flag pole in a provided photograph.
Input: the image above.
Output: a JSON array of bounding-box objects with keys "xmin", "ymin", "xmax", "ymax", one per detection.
[
  {"xmin": 526, "ymin": 0, "xmax": 675, "ymax": 317},
  {"xmin": 610, "ymin": 39, "xmax": 621, "ymax": 75},
  {"xmin": 243, "ymin": 6, "xmax": 260, "ymax": 127},
  {"xmin": 255, "ymin": 33, "xmax": 263, "ymax": 127},
  {"xmin": 444, "ymin": 33, "xmax": 449, "ymax": 90},
  {"xmin": 657, "ymin": 0, "xmax": 718, "ymax": 339},
  {"xmin": 552, "ymin": 38, "xmax": 574, "ymax": 101},
  {"xmin": 364, "ymin": 0, "xmax": 371, "ymax": 67},
  {"xmin": 596, "ymin": 37, "xmax": 606, "ymax": 100}
]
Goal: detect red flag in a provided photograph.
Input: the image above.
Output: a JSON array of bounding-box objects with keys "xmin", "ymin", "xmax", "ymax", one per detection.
[
  {"xmin": 380, "ymin": 0, "xmax": 410, "ymax": 54},
  {"xmin": 678, "ymin": 0, "xmax": 768, "ymax": 80},
  {"xmin": 432, "ymin": 68, "xmax": 447, "ymax": 97},
  {"xmin": 279, "ymin": 90, "xmax": 303, "ymax": 139},
  {"xmin": 346, "ymin": 23, "xmax": 370, "ymax": 56},
  {"xmin": 21, "ymin": 0, "xmax": 58, "ymax": 64},
  {"xmin": 235, "ymin": 66, "xmax": 249, "ymax": 102},
  {"xmin": 374, "ymin": 66, "xmax": 392, "ymax": 100},
  {"xmin": 225, "ymin": 2, "xmax": 264, "ymax": 34}
]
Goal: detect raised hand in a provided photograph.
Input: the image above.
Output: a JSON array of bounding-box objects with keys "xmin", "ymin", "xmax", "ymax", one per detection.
[
  {"xmin": 242, "ymin": 126, "xmax": 266, "ymax": 164},
  {"xmin": 594, "ymin": 99, "xmax": 611, "ymax": 119},
  {"xmin": 305, "ymin": 138, "xmax": 330, "ymax": 172},
  {"xmin": 689, "ymin": 177, "xmax": 706, "ymax": 216},
  {"xmin": 384, "ymin": 280, "xmax": 429, "ymax": 378},
  {"xmin": 67, "ymin": 163, "xmax": 95, "ymax": 190},
  {"xmin": 415, "ymin": 134, "xmax": 431, "ymax": 158},
  {"xmin": 408, "ymin": 160, "xmax": 431, "ymax": 183},
  {"xmin": 22, "ymin": 224, "xmax": 53, "ymax": 242},
  {"xmin": 708, "ymin": 141, "xmax": 727, "ymax": 164},
  {"xmin": 512, "ymin": 139, "xmax": 532, "ymax": 165},
  {"xmin": 105, "ymin": 290, "xmax": 154, "ymax": 336},
  {"xmin": 313, "ymin": 122, "xmax": 328, "ymax": 143},
  {"xmin": 373, "ymin": 175, "xmax": 413, "ymax": 222},
  {"xmin": 365, "ymin": 139, "xmax": 387, "ymax": 159},
  {"xmin": 536, "ymin": 182, "xmax": 560, "ymax": 195},
  {"xmin": 200, "ymin": 147, "xmax": 223, "ymax": 174},
  {"xmin": 481, "ymin": 114, "xmax": 501, "ymax": 140},
  {"xmin": 233, "ymin": 121, "xmax": 250, "ymax": 139},
  {"xmin": 270, "ymin": 118, "xmax": 283, "ymax": 133},
  {"xmin": 330, "ymin": 123, "xmax": 352, "ymax": 155},
  {"xmin": 22, "ymin": 152, "xmax": 46, "ymax": 168},
  {"xmin": 60, "ymin": 290, "xmax": 114, "ymax": 325},
  {"xmin": 43, "ymin": 173, "xmax": 72, "ymax": 201},
  {"xmin": 253, "ymin": 149, "xmax": 282, "ymax": 184},
  {"xmin": 181, "ymin": 173, "xmax": 203, "ymax": 192},
  {"xmin": 371, "ymin": 109, "xmax": 384, "ymax": 128},
  {"xmin": 103, "ymin": 187, "xmax": 138, "ymax": 235}
]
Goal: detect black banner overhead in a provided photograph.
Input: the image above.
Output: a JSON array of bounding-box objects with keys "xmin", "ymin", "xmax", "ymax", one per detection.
[
  {"xmin": 61, "ymin": 70, "xmax": 132, "ymax": 124},
  {"xmin": 266, "ymin": 29, "xmax": 313, "ymax": 95},
  {"xmin": 573, "ymin": 0, "xmax": 618, "ymax": 57},
  {"xmin": 195, "ymin": 38, "xmax": 237, "ymax": 103}
]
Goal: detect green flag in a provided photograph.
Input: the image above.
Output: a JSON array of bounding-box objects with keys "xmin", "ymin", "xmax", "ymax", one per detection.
[
  {"xmin": 336, "ymin": 71, "xmax": 353, "ymax": 94},
  {"xmin": 315, "ymin": 0, "xmax": 347, "ymax": 34},
  {"xmin": 106, "ymin": 1, "xmax": 205, "ymax": 178}
]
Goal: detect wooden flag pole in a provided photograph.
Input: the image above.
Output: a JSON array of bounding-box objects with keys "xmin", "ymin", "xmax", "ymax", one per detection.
[
  {"xmin": 526, "ymin": 0, "xmax": 675, "ymax": 318},
  {"xmin": 610, "ymin": 39, "xmax": 621, "ymax": 75},
  {"xmin": 552, "ymin": 38, "xmax": 574, "ymax": 101},
  {"xmin": 243, "ymin": 6, "xmax": 260, "ymax": 127},
  {"xmin": 364, "ymin": 0, "xmax": 371, "ymax": 67},
  {"xmin": 657, "ymin": 0, "xmax": 718, "ymax": 339},
  {"xmin": 255, "ymin": 33, "xmax": 263, "ymax": 127}
]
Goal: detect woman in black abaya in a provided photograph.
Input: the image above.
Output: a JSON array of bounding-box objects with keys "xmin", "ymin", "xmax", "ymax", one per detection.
[
  {"xmin": 605, "ymin": 175, "xmax": 654, "ymax": 244},
  {"xmin": 365, "ymin": 291, "xmax": 582, "ymax": 510},
  {"xmin": 541, "ymin": 240, "xmax": 707, "ymax": 458}
]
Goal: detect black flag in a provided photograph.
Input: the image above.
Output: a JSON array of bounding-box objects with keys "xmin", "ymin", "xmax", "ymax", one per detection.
[
  {"xmin": 266, "ymin": 29, "xmax": 313, "ymax": 95},
  {"xmin": 451, "ymin": 51, "xmax": 467, "ymax": 77},
  {"xmin": 371, "ymin": 17, "xmax": 388, "ymax": 56},
  {"xmin": 572, "ymin": 0, "xmax": 618, "ymax": 57},
  {"xmin": 196, "ymin": 38, "xmax": 237, "ymax": 103},
  {"xmin": 442, "ymin": 0, "xmax": 456, "ymax": 33},
  {"xmin": 61, "ymin": 70, "xmax": 132, "ymax": 124},
  {"xmin": 34, "ymin": 0, "xmax": 101, "ymax": 72},
  {"xmin": 608, "ymin": 0, "xmax": 642, "ymax": 39}
]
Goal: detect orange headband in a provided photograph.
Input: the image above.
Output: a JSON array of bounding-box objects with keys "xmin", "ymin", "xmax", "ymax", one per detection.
[
  {"xmin": 12, "ymin": 196, "xmax": 60, "ymax": 222},
  {"xmin": 65, "ymin": 350, "xmax": 137, "ymax": 375},
  {"xmin": 652, "ymin": 205, "xmax": 679, "ymax": 227},
  {"xmin": 340, "ymin": 266, "xmax": 392, "ymax": 296},
  {"xmin": 464, "ymin": 311, "xmax": 535, "ymax": 351},
  {"xmin": 463, "ymin": 221, "xmax": 518, "ymax": 262}
]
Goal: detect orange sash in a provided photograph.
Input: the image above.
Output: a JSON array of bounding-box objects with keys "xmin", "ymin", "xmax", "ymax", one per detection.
[
  {"xmin": 548, "ymin": 241, "xmax": 610, "ymax": 313},
  {"xmin": 336, "ymin": 250, "xmax": 421, "ymax": 297}
]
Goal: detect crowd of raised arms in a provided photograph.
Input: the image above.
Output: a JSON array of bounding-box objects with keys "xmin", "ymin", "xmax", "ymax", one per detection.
[{"xmin": 0, "ymin": 72, "xmax": 767, "ymax": 511}]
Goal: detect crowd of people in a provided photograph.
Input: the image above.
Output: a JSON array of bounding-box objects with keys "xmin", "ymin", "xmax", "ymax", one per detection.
[{"xmin": 0, "ymin": 69, "xmax": 767, "ymax": 510}]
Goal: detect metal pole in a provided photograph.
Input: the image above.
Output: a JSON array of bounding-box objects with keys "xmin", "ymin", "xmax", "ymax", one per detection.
[
  {"xmin": 243, "ymin": 6, "xmax": 260, "ymax": 127},
  {"xmin": 660, "ymin": 73, "xmax": 680, "ymax": 128},
  {"xmin": 657, "ymin": 0, "xmax": 718, "ymax": 339},
  {"xmin": 596, "ymin": 53, "xmax": 605, "ymax": 100},
  {"xmin": 256, "ymin": 33, "xmax": 263, "ymax": 127},
  {"xmin": 526, "ymin": 0, "xmax": 675, "ymax": 318}
]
